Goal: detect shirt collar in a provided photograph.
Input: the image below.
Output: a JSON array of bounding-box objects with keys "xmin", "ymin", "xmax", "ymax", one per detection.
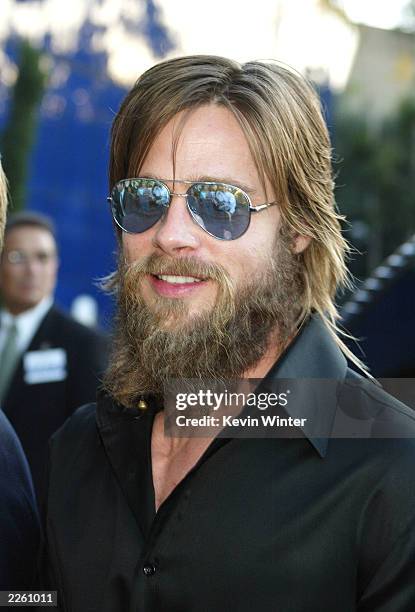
[
  {"xmin": 259, "ymin": 314, "xmax": 348, "ymax": 457},
  {"xmin": 1, "ymin": 296, "xmax": 53, "ymax": 351},
  {"xmin": 1, "ymin": 295, "xmax": 53, "ymax": 325},
  {"xmin": 96, "ymin": 314, "xmax": 348, "ymax": 459}
]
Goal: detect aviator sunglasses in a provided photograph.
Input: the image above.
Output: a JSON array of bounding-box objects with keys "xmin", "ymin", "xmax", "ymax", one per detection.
[{"xmin": 108, "ymin": 177, "xmax": 278, "ymax": 241}]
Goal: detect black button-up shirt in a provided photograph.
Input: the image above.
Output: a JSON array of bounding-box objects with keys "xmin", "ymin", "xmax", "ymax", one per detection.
[{"xmin": 43, "ymin": 316, "xmax": 415, "ymax": 611}]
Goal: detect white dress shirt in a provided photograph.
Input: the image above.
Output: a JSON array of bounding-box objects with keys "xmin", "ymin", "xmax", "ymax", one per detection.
[{"xmin": 0, "ymin": 296, "xmax": 54, "ymax": 357}]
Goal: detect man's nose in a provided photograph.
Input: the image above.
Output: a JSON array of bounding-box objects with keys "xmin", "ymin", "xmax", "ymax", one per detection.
[
  {"xmin": 152, "ymin": 194, "xmax": 201, "ymax": 255},
  {"xmin": 23, "ymin": 256, "xmax": 43, "ymax": 274},
  {"xmin": 23, "ymin": 257, "xmax": 36, "ymax": 271}
]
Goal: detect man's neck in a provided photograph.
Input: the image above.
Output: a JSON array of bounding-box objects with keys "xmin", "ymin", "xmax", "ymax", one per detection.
[
  {"xmin": 242, "ymin": 347, "xmax": 280, "ymax": 379},
  {"xmin": 151, "ymin": 327, "xmax": 296, "ymax": 508},
  {"xmin": 242, "ymin": 327, "xmax": 293, "ymax": 379},
  {"xmin": 2, "ymin": 296, "xmax": 53, "ymax": 319}
]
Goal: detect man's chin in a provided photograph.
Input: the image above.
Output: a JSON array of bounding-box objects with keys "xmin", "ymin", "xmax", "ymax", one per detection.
[{"xmin": 150, "ymin": 306, "xmax": 209, "ymax": 333}]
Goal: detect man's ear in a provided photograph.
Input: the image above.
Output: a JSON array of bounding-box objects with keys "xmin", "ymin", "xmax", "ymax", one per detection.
[{"xmin": 293, "ymin": 234, "xmax": 312, "ymax": 254}]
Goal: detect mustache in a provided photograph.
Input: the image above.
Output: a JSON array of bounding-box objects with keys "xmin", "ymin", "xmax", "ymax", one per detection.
[
  {"xmin": 100, "ymin": 253, "xmax": 235, "ymax": 297},
  {"xmin": 122, "ymin": 253, "xmax": 233, "ymax": 285},
  {"xmin": 118, "ymin": 252, "xmax": 237, "ymax": 333}
]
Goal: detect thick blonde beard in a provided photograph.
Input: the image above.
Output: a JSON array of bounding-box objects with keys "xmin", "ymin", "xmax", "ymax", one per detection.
[{"xmin": 103, "ymin": 229, "xmax": 304, "ymax": 408}]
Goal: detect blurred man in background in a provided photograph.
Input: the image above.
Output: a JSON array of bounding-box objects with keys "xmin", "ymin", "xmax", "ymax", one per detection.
[
  {"xmin": 0, "ymin": 212, "xmax": 108, "ymax": 501},
  {"xmin": 0, "ymin": 159, "xmax": 39, "ymax": 591}
]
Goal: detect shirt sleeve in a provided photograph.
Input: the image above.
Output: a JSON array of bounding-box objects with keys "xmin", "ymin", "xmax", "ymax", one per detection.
[
  {"xmin": 357, "ymin": 441, "xmax": 415, "ymax": 611},
  {"xmin": 358, "ymin": 523, "xmax": 415, "ymax": 611},
  {"xmin": 0, "ymin": 410, "xmax": 40, "ymax": 591}
]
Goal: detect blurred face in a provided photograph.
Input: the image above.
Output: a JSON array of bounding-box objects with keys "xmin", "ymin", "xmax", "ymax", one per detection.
[{"xmin": 0, "ymin": 226, "xmax": 58, "ymax": 315}]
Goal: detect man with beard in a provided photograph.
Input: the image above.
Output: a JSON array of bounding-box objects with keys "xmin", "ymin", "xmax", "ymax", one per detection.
[{"xmin": 42, "ymin": 56, "xmax": 415, "ymax": 611}]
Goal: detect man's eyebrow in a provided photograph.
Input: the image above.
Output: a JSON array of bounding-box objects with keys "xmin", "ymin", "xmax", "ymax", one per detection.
[{"xmin": 138, "ymin": 173, "xmax": 257, "ymax": 195}]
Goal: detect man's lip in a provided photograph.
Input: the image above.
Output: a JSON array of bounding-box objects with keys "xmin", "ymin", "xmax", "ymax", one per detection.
[
  {"xmin": 150, "ymin": 272, "xmax": 207, "ymax": 281},
  {"xmin": 147, "ymin": 273, "xmax": 209, "ymax": 298}
]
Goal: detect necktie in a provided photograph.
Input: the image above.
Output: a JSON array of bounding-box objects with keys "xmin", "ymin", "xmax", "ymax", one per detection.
[{"xmin": 0, "ymin": 321, "xmax": 19, "ymax": 403}]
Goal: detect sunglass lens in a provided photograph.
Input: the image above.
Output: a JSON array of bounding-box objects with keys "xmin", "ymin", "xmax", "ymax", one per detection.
[
  {"xmin": 111, "ymin": 179, "xmax": 169, "ymax": 233},
  {"xmin": 187, "ymin": 184, "xmax": 250, "ymax": 240}
]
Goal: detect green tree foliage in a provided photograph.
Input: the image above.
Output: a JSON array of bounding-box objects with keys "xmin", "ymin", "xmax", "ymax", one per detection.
[
  {"xmin": 401, "ymin": 0, "xmax": 415, "ymax": 31},
  {"xmin": 318, "ymin": 0, "xmax": 351, "ymax": 24},
  {"xmin": 0, "ymin": 40, "xmax": 47, "ymax": 212},
  {"xmin": 334, "ymin": 98, "xmax": 415, "ymax": 279}
]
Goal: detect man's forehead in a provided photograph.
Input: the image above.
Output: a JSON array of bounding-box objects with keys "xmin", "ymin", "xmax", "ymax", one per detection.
[
  {"xmin": 170, "ymin": 106, "xmax": 247, "ymax": 143},
  {"xmin": 140, "ymin": 105, "xmax": 272, "ymax": 200},
  {"xmin": 6, "ymin": 225, "xmax": 54, "ymax": 239},
  {"xmin": 4, "ymin": 226, "xmax": 56, "ymax": 249}
]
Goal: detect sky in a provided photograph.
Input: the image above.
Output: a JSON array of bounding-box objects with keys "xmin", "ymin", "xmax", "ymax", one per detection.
[
  {"xmin": 342, "ymin": 0, "xmax": 409, "ymax": 29},
  {"xmin": 0, "ymin": 0, "xmax": 412, "ymax": 89}
]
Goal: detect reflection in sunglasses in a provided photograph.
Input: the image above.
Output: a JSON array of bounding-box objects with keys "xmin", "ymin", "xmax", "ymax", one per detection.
[
  {"xmin": 109, "ymin": 177, "xmax": 277, "ymax": 240},
  {"xmin": 192, "ymin": 212, "xmax": 206, "ymax": 230}
]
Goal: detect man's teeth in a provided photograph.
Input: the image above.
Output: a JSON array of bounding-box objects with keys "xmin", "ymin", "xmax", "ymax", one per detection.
[{"xmin": 156, "ymin": 274, "xmax": 202, "ymax": 284}]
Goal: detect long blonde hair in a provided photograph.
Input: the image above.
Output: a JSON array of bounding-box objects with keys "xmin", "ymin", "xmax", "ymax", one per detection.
[
  {"xmin": 109, "ymin": 55, "xmax": 366, "ymax": 372},
  {"xmin": 0, "ymin": 159, "xmax": 8, "ymax": 247}
]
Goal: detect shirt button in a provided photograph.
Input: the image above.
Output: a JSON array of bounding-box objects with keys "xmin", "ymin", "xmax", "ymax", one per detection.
[{"xmin": 143, "ymin": 563, "xmax": 156, "ymax": 576}]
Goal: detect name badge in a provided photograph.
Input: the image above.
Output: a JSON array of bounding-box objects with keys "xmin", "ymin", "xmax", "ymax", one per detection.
[{"xmin": 23, "ymin": 348, "xmax": 67, "ymax": 384}]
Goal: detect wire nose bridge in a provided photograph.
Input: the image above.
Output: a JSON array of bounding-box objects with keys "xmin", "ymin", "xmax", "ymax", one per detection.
[{"xmin": 169, "ymin": 190, "xmax": 190, "ymax": 199}]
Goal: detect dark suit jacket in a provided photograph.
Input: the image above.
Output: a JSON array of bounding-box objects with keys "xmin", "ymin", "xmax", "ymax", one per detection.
[
  {"xmin": 2, "ymin": 305, "xmax": 108, "ymax": 502},
  {"xmin": 0, "ymin": 409, "xmax": 39, "ymax": 591}
]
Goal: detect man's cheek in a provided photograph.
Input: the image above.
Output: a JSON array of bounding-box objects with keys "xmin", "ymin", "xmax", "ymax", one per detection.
[{"xmin": 122, "ymin": 234, "xmax": 147, "ymax": 264}]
